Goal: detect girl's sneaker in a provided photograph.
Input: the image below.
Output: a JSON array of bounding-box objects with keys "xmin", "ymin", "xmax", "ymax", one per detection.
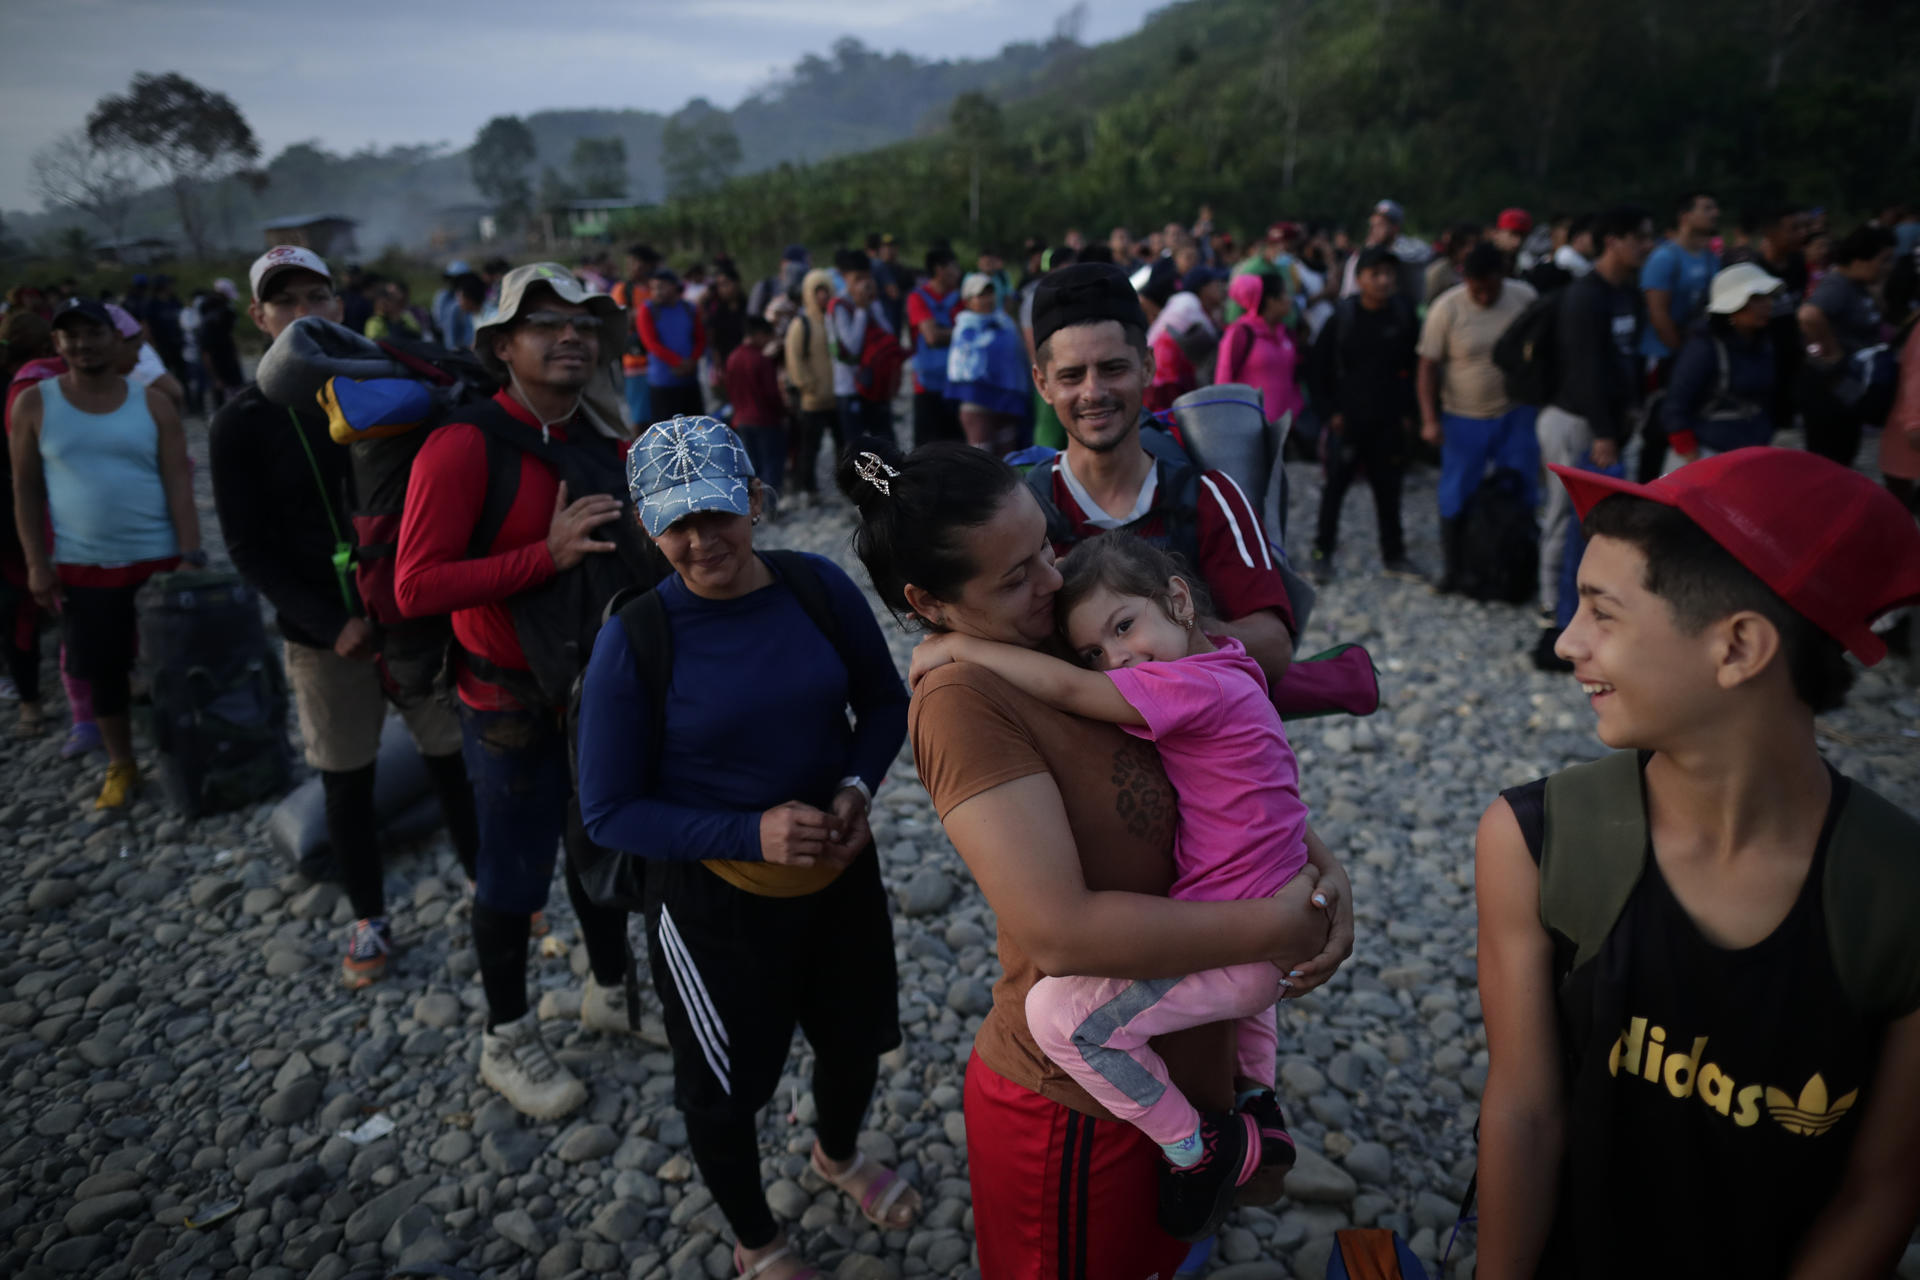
[
  {"xmin": 61, "ymin": 721, "xmax": 104, "ymax": 760},
  {"xmin": 1156, "ymin": 1111, "xmax": 1262, "ymax": 1242},
  {"xmin": 342, "ymin": 917, "xmax": 393, "ymax": 989},
  {"xmin": 1237, "ymin": 1089, "xmax": 1298, "ymax": 1170}
]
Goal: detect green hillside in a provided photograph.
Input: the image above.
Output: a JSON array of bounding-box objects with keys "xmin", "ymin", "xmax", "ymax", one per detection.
[{"xmin": 620, "ymin": 0, "xmax": 1920, "ymax": 266}]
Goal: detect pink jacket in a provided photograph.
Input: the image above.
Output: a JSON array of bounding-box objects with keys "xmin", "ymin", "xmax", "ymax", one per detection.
[
  {"xmin": 1880, "ymin": 321, "xmax": 1920, "ymax": 481},
  {"xmin": 1215, "ymin": 274, "xmax": 1303, "ymax": 423}
]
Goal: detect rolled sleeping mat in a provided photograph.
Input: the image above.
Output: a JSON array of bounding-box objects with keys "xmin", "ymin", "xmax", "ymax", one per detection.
[
  {"xmin": 1170, "ymin": 385, "xmax": 1314, "ymax": 633},
  {"xmin": 1170, "ymin": 383, "xmax": 1270, "ymax": 511},
  {"xmin": 256, "ymin": 314, "xmax": 408, "ymax": 410},
  {"xmin": 267, "ymin": 714, "xmax": 444, "ymax": 870}
]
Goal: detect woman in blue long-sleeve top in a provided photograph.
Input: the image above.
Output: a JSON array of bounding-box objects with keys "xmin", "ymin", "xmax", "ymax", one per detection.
[
  {"xmin": 577, "ymin": 416, "xmax": 916, "ymax": 1280},
  {"xmin": 1660, "ymin": 264, "xmax": 1783, "ymax": 471}
]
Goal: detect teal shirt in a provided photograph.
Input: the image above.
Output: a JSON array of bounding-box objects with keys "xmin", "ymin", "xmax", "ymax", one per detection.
[{"xmin": 38, "ymin": 377, "xmax": 177, "ymax": 567}]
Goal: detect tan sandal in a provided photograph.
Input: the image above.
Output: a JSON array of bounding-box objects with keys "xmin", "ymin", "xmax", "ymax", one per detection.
[
  {"xmin": 734, "ymin": 1242, "xmax": 823, "ymax": 1279},
  {"xmin": 809, "ymin": 1143, "xmax": 921, "ymax": 1230}
]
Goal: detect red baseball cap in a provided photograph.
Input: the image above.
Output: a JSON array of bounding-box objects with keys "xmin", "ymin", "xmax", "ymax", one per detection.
[
  {"xmin": 1550, "ymin": 448, "xmax": 1920, "ymax": 665},
  {"xmin": 1496, "ymin": 207, "xmax": 1533, "ymax": 234}
]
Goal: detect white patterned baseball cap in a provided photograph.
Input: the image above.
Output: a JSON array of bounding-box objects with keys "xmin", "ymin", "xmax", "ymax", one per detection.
[
  {"xmin": 627, "ymin": 415, "xmax": 755, "ymax": 536},
  {"xmin": 249, "ymin": 245, "xmax": 332, "ymax": 301}
]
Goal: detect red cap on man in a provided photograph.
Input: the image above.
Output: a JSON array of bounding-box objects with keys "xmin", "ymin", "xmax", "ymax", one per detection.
[{"xmin": 1550, "ymin": 448, "xmax": 1920, "ymax": 665}]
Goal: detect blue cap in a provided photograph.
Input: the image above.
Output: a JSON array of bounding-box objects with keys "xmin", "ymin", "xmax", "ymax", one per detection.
[
  {"xmin": 1181, "ymin": 266, "xmax": 1225, "ymax": 290},
  {"xmin": 628, "ymin": 415, "xmax": 756, "ymax": 536},
  {"xmin": 1372, "ymin": 198, "xmax": 1405, "ymax": 223},
  {"xmin": 130, "ymin": 273, "xmax": 149, "ymax": 286},
  {"xmin": 782, "ymin": 244, "xmax": 808, "ymax": 263},
  {"xmin": 445, "ymin": 259, "xmax": 471, "ymax": 276}
]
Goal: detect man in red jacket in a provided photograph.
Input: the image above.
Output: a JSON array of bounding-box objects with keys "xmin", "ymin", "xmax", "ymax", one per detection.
[{"xmin": 395, "ymin": 263, "xmax": 656, "ymax": 1120}]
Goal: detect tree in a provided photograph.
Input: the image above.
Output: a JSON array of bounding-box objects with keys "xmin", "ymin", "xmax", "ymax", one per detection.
[
  {"xmin": 53, "ymin": 226, "xmax": 95, "ymax": 270},
  {"xmin": 948, "ymin": 92, "xmax": 1003, "ymax": 234},
  {"xmin": 570, "ymin": 137, "xmax": 628, "ymax": 200},
  {"xmin": 31, "ymin": 129, "xmax": 141, "ymax": 243},
  {"xmin": 471, "ymin": 115, "xmax": 537, "ymax": 229},
  {"xmin": 660, "ymin": 101, "xmax": 742, "ymax": 198},
  {"xmin": 537, "ymin": 166, "xmax": 578, "ymax": 214},
  {"xmin": 86, "ymin": 72, "xmax": 262, "ymax": 256}
]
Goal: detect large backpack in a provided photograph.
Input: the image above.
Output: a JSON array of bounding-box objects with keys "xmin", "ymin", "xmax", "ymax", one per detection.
[
  {"xmin": 259, "ymin": 317, "xmax": 654, "ymax": 707},
  {"xmin": 137, "ymin": 569, "xmax": 293, "ymax": 817},
  {"xmin": 256, "ymin": 317, "xmax": 501, "ymax": 699},
  {"xmin": 457, "ymin": 401, "xmax": 667, "ymax": 711},
  {"xmin": 1454, "ymin": 468, "xmax": 1539, "ymax": 604},
  {"xmin": 564, "ymin": 550, "xmax": 852, "ymax": 913},
  {"xmin": 1492, "ymin": 290, "xmax": 1562, "ymax": 407},
  {"xmin": 826, "ymin": 297, "xmax": 905, "ymax": 402}
]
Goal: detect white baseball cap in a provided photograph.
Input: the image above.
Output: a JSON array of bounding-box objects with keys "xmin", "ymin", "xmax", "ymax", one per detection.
[
  {"xmin": 960, "ymin": 272, "xmax": 995, "ymax": 299},
  {"xmin": 249, "ymin": 245, "xmax": 333, "ymax": 302},
  {"xmin": 1708, "ymin": 262, "xmax": 1783, "ymax": 314}
]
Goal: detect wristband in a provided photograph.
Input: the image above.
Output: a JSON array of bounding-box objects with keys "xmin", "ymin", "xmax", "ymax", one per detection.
[
  {"xmin": 836, "ymin": 776, "xmax": 873, "ymax": 812},
  {"xmin": 182, "ymin": 549, "xmax": 208, "ymax": 569}
]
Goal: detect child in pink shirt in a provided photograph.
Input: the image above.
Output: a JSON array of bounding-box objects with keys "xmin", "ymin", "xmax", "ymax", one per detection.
[{"xmin": 912, "ymin": 531, "xmax": 1314, "ymax": 1234}]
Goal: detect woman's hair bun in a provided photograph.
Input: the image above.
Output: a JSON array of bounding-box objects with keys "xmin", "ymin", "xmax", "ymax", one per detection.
[{"xmin": 835, "ymin": 435, "xmax": 909, "ymax": 512}]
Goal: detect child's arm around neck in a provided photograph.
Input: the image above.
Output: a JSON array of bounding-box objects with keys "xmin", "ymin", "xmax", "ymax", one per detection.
[{"xmin": 911, "ymin": 633, "xmax": 1146, "ymax": 726}]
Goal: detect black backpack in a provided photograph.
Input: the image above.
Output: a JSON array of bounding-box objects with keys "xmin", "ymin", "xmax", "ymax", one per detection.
[
  {"xmin": 564, "ymin": 550, "xmax": 852, "ymax": 913},
  {"xmin": 1454, "ymin": 468, "xmax": 1539, "ymax": 604},
  {"xmin": 456, "ymin": 400, "xmax": 667, "ymax": 712},
  {"xmin": 1493, "ymin": 290, "xmax": 1563, "ymax": 407},
  {"xmin": 137, "ymin": 569, "xmax": 293, "ymax": 817}
]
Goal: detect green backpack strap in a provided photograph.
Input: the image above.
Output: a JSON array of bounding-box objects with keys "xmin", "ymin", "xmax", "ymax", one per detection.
[
  {"xmin": 1541, "ymin": 751, "xmax": 1649, "ymax": 974},
  {"xmin": 1821, "ymin": 781, "xmax": 1920, "ymax": 1021}
]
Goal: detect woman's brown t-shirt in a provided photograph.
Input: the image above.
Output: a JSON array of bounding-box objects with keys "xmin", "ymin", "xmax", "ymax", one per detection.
[{"xmin": 911, "ymin": 663, "xmax": 1235, "ymax": 1119}]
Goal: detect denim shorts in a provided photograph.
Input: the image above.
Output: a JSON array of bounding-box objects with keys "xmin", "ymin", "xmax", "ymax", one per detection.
[{"xmin": 458, "ymin": 703, "xmax": 575, "ymax": 914}]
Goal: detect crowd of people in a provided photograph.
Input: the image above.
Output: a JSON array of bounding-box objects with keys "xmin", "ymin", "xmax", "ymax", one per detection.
[{"xmin": 1, "ymin": 186, "xmax": 1918, "ymax": 1279}]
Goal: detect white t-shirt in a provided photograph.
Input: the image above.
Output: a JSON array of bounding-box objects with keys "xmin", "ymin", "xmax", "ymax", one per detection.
[{"xmin": 129, "ymin": 344, "xmax": 167, "ymax": 387}]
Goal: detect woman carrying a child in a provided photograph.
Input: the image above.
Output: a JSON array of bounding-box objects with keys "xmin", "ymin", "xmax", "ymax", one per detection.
[{"xmin": 839, "ymin": 439, "xmax": 1353, "ymax": 1279}]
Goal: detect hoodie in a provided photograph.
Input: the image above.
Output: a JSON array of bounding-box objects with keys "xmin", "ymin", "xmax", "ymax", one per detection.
[
  {"xmin": 784, "ymin": 267, "xmax": 836, "ymax": 412},
  {"xmin": 1217, "ymin": 274, "xmax": 1304, "ymax": 423}
]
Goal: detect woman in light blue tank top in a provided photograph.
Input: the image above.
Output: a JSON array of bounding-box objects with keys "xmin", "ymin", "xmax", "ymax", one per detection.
[{"xmin": 35, "ymin": 376, "xmax": 179, "ymax": 568}]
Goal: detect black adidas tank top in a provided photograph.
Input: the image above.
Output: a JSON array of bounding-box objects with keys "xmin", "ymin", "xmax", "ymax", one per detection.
[{"xmin": 1503, "ymin": 765, "xmax": 1879, "ymax": 1277}]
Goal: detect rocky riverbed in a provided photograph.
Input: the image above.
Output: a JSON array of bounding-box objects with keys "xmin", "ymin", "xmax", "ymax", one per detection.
[{"xmin": 3, "ymin": 420, "xmax": 1917, "ymax": 1280}]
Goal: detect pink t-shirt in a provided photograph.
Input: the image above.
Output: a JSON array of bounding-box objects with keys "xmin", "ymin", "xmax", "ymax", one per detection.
[{"xmin": 1105, "ymin": 637, "xmax": 1310, "ymax": 903}]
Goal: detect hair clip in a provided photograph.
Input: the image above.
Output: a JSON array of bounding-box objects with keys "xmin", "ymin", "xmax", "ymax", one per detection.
[{"xmin": 855, "ymin": 451, "xmax": 901, "ymax": 496}]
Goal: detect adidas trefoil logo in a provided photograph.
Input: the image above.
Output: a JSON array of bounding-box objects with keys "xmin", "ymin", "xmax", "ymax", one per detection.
[{"xmin": 1764, "ymin": 1074, "xmax": 1858, "ymax": 1137}]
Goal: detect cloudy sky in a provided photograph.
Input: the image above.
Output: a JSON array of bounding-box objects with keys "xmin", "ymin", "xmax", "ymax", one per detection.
[{"xmin": 0, "ymin": 0, "xmax": 1165, "ymax": 213}]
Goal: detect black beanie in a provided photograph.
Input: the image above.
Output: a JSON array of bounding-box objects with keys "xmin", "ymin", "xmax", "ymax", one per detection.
[{"xmin": 1031, "ymin": 262, "xmax": 1148, "ymax": 351}]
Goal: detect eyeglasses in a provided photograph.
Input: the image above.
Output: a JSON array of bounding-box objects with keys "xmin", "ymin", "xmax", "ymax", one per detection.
[{"xmin": 518, "ymin": 311, "xmax": 599, "ymax": 336}]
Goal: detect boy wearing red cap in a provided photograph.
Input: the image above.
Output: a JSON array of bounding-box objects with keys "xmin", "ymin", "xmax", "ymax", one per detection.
[{"xmin": 1473, "ymin": 448, "xmax": 1920, "ymax": 1278}]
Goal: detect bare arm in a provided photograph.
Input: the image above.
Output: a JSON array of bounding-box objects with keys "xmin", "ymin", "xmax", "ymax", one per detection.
[
  {"xmin": 150, "ymin": 389, "xmax": 201, "ymax": 555},
  {"xmin": 917, "ymin": 635, "xmax": 1144, "ymax": 725},
  {"xmin": 918, "ymin": 318, "xmax": 952, "ymax": 348},
  {"xmin": 1204, "ymin": 608, "xmax": 1293, "ymax": 685},
  {"xmin": 1786, "ymin": 1006, "xmax": 1920, "ymax": 1278},
  {"xmin": 1473, "ymin": 797, "xmax": 1566, "ymax": 1279},
  {"xmin": 1417, "ymin": 355, "xmax": 1444, "ymax": 439},
  {"xmin": 9, "ymin": 387, "xmax": 55, "ymax": 606},
  {"xmin": 1797, "ymin": 303, "xmax": 1838, "ymax": 362},
  {"xmin": 1645, "ymin": 288, "xmax": 1679, "ymax": 354},
  {"xmin": 150, "ymin": 372, "xmax": 185, "ymax": 415},
  {"xmin": 943, "ymin": 772, "xmax": 1328, "ymax": 979}
]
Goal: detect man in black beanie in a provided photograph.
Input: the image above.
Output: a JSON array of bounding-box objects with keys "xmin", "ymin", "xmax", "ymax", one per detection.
[{"xmin": 1024, "ymin": 263, "xmax": 1297, "ymax": 685}]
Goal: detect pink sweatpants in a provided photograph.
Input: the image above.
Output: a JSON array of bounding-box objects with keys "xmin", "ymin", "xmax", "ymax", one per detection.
[{"xmin": 1025, "ymin": 961, "xmax": 1284, "ymax": 1145}]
